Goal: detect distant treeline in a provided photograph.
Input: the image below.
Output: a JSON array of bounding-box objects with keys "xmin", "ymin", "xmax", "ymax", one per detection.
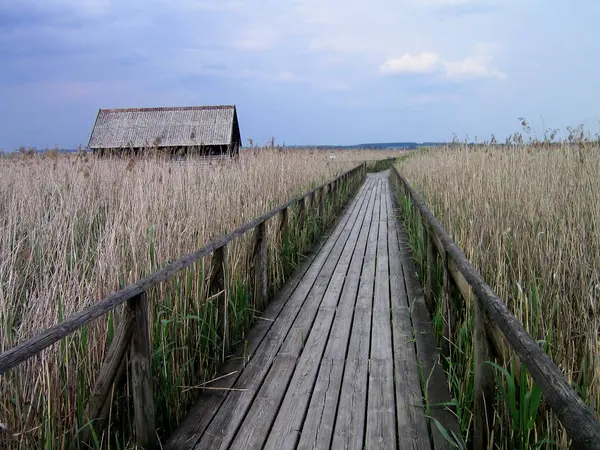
[
  {"xmin": 281, "ymin": 142, "xmax": 448, "ymax": 150},
  {"xmin": 5, "ymin": 142, "xmax": 452, "ymax": 154}
]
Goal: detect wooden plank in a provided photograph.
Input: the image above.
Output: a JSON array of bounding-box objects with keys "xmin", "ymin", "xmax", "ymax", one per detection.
[
  {"xmin": 263, "ymin": 178, "xmax": 378, "ymax": 450},
  {"xmin": 276, "ymin": 182, "xmax": 373, "ymax": 360},
  {"xmin": 296, "ymin": 358, "xmax": 345, "ymax": 450},
  {"xmin": 367, "ymin": 359, "xmax": 397, "ymax": 449},
  {"xmin": 193, "ymin": 180, "xmax": 375, "ymax": 450},
  {"xmin": 75, "ymin": 308, "xmax": 134, "ymax": 448},
  {"xmin": 391, "ymin": 167, "xmax": 600, "ymax": 448},
  {"xmin": 167, "ymin": 180, "xmax": 372, "ymax": 450},
  {"xmin": 241, "ymin": 178, "xmax": 377, "ymax": 450},
  {"xmin": 297, "ymin": 196, "xmax": 306, "ymax": 231},
  {"xmin": 366, "ymin": 177, "xmax": 397, "ymax": 450},
  {"xmin": 209, "ymin": 245, "xmax": 228, "ymax": 356},
  {"xmin": 332, "ymin": 177, "xmax": 382, "ymax": 450},
  {"xmin": 128, "ymin": 292, "xmax": 157, "ymax": 450},
  {"xmin": 395, "ymin": 215, "xmax": 463, "ymax": 450},
  {"xmin": 279, "ymin": 206, "xmax": 289, "ymax": 246},
  {"xmin": 253, "ymin": 221, "xmax": 268, "ymax": 310},
  {"xmin": 163, "ymin": 204, "xmax": 347, "ymax": 450},
  {"xmin": 473, "ymin": 297, "xmax": 495, "ymax": 450},
  {"xmin": 318, "ymin": 186, "xmax": 325, "ymax": 220},
  {"xmin": 166, "ymin": 180, "xmax": 372, "ymax": 450},
  {"xmin": 296, "ymin": 178, "xmax": 377, "ymax": 450},
  {"xmin": 0, "ymin": 165, "xmax": 365, "ymax": 376},
  {"xmin": 386, "ymin": 175, "xmax": 432, "ymax": 450},
  {"xmin": 229, "ymin": 354, "xmax": 298, "ymax": 449},
  {"xmin": 425, "ymin": 228, "xmax": 436, "ymax": 316}
]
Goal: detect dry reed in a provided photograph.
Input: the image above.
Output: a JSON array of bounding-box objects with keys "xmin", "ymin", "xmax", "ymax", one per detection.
[
  {"xmin": 0, "ymin": 148, "xmax": 397, "ymax": 448},
  {"xmin": 399, "ymin": 142, "xmax": 600, "ymax": 448}
]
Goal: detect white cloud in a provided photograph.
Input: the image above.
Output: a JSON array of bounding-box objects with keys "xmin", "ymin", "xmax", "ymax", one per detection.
[
  {"xmin": 380, "ymin": 52, "xmax": 441, "ymax": 74},
  {"xmin": 381, "ymin": 45, "xmax": 505, "ymax": 81},
  {"xmin": 444, "ymin": 44, "xmax": 506, "ymax": 80},
  {"xmin": 444, "ymin": 56, "xmax": 505, "ymax": 80}
]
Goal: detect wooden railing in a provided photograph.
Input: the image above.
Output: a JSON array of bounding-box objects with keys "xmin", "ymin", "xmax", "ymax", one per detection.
[
  {"xmin": 390, "ymin": 166, "xmax": 600, "ymax": 449},
  {"xmin": 0, "ymin": 163, "xmax": 367, "ymax": 450}
]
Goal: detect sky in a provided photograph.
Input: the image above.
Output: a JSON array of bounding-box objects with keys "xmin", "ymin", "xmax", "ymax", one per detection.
[{"xmin": 0, "ymin": 0, "xmax": 599, "ymax": 150}]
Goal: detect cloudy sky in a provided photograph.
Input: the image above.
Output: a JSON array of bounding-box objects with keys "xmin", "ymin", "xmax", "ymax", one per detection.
[{"xmin": 0, "ymin": 0, "xmax": 598, "ymax": 149}]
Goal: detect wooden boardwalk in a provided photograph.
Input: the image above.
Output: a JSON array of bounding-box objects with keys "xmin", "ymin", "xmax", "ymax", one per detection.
[{"xmin": 166, "ymin": 172, "xmax": 459, "ymax": 450}]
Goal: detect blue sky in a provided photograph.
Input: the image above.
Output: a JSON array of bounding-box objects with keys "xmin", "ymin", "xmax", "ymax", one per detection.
[{"xmin": 0, "ymin": 0, "xmax": 599, "ymax": 149}]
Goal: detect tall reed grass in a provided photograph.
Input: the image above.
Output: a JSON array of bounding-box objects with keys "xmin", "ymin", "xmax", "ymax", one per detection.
[
  {"xmin": 0, "ymin": 148, "xmax": 397, "ymax": 448},
  {"xmin": 397, "ymin": 142, "xmax": 600, "ymax": 448}
]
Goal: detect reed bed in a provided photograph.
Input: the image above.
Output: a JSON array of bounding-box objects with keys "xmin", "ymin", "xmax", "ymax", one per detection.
[
  {"xmin": 398, "ymin": 142, "xmax": 600, "ymax": 449},
  {"xmin": 0, "ymin": 148, "xmax": 396, "ymax": 449}
]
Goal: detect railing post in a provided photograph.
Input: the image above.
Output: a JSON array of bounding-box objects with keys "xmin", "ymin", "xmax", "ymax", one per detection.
[
  {"xmin": 76, "ymin": 309, "xmax": 134, "ymax": 448},
  {"xmin": 441, "ymin": 250, "xmax": 457, "ymax": 355},
  {"xmin": 318, "ymin": 187, "xmax": 325, "ymax": 222},
  {"xmin": 297, "ymin": 197, "xmax": 306, "ymax": 231},
  {"xmin": 279, "ymin": 206, "xmax": 289, "ymax": 246},
  {"xmin": 253, "ymin": 221, "xmax": 268, "ymax": 310},
  {"xmin": 473, "ymin": 297, "xmax": 494, "ymax": 450},
  {"xmin": 332, "ymin": 180, "xmax": 338, "ymax": 210},
  {"xmin": 425, "ymin": 226, "xmax": 436, "ymax": 317},
  {"xmin": 209, "ymin": 245, "xmax": 228, "ymax": 356},
  {"xmin": 127, "ymin": 291, "xmax": 157, "ymax": 450}
]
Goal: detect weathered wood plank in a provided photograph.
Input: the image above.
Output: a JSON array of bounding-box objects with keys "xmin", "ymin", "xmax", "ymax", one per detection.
[
  {"xmin": 128, "ymin": 292, "xmax": 157, "ymax": 450},
  {"xmin": 193, "ymin": 180, "xmax": 374, "ymax": 450},
  {"xmin": 425, "ymin": 228, "xmax": 436, "ymax": 316},
  {"xmin": 279, "ymin": 206, "xmax": 289, "ymax": 245},
  {"xmin": 332, "ymin": 178, "xmax": 382, "ymax": 450},
  {"xmin": 208, "ymin": 245, "xmax": 228, "ymax": 356},
  {"xmin": 89, "ymin": 311, "xmax": 133, "ymax": 421},
  {"xmin": 263, "ymin": 178, "xmax": 378, "ymax": 450},
  {"xmin": 386, "ymin": 178, "xmax": 432, "ymax": 450},
  {"xmin": 296, "ymin": 358, "xmax": 345, "ymax": 450},
  {"xmin": 296, "ymin": 178, "xmax": 377, "ymax": 450},
  {"xmin": 318, "ymin": 186, "xmax": 325, "ymax": 221},
  {"xmin": 366, "ymin": 178, "xmax": 397, "ymax": 450},
  {"xmin": 229, "ymin": 354, "xmax": 298, "ymax": 449},
  {"xmin": 395, "ymin": 211, "xmax": 463, "ymax": 450},
  {"xmin": 297, "ymin": 196, "xmax": 306, "ymax": 231},
  {"xmin": 243, "ymin": 178, "xmax": 376, "ymax": 450},
  {"xmin": 473, "ymin": 297, "xmax": 495, "ymax": 450},
  {"xmin": 75, "ymin": 308, "xmax": 134, "ymax": 448},
  {"xmin": 163, "ymin": 203, "xmax": 349, "ymax": 450},
  {"xmin": 253, "ymin": 221, "xmax": 268, "ymax": 310},
  {"xmin": 367, "ymin": 359, "xmax": 397, "ymax": 449}
]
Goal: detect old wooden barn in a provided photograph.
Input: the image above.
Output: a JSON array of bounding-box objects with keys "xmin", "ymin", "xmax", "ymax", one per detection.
[{"xmin": 87, "ymin": 105, "xmax": 241, "ymax": 158}]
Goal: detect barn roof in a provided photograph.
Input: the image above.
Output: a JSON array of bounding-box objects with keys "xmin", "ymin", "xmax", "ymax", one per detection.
[{"xmin": 88, "ymin": 105, "xmax": 240, "ymax": 149}]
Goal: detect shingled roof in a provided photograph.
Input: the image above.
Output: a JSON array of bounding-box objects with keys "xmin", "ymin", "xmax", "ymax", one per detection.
[{"xmin": 88, "ymin": 105, "xmax": 240, "ymax": 149}]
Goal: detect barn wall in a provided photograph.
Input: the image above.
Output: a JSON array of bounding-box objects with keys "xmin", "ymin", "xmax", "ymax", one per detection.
[{"xmin": 92, "ymin": 145, "xmax": 235, "ymax": 158}]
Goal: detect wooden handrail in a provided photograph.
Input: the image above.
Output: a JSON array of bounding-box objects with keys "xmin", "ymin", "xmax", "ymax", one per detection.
[
  {"xmin": 0, "ymin": 163, "xmax": 365, "ymax": 376},
  {"xmin": 390, "ymin": 166, "xmax": 600, "ymax": 449},
  {"xmin": 1, "ymin": 162, "xmax": 367, "ymax": 449}
]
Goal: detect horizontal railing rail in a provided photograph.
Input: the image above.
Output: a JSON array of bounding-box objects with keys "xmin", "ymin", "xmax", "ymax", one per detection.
[
  {"xmin": 390, "ymin": 166, "xmax": 600, "ymax": 450},
  {"xmin": 0, "ymin": 163, "xmax": 367, "ymax": 449}
]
